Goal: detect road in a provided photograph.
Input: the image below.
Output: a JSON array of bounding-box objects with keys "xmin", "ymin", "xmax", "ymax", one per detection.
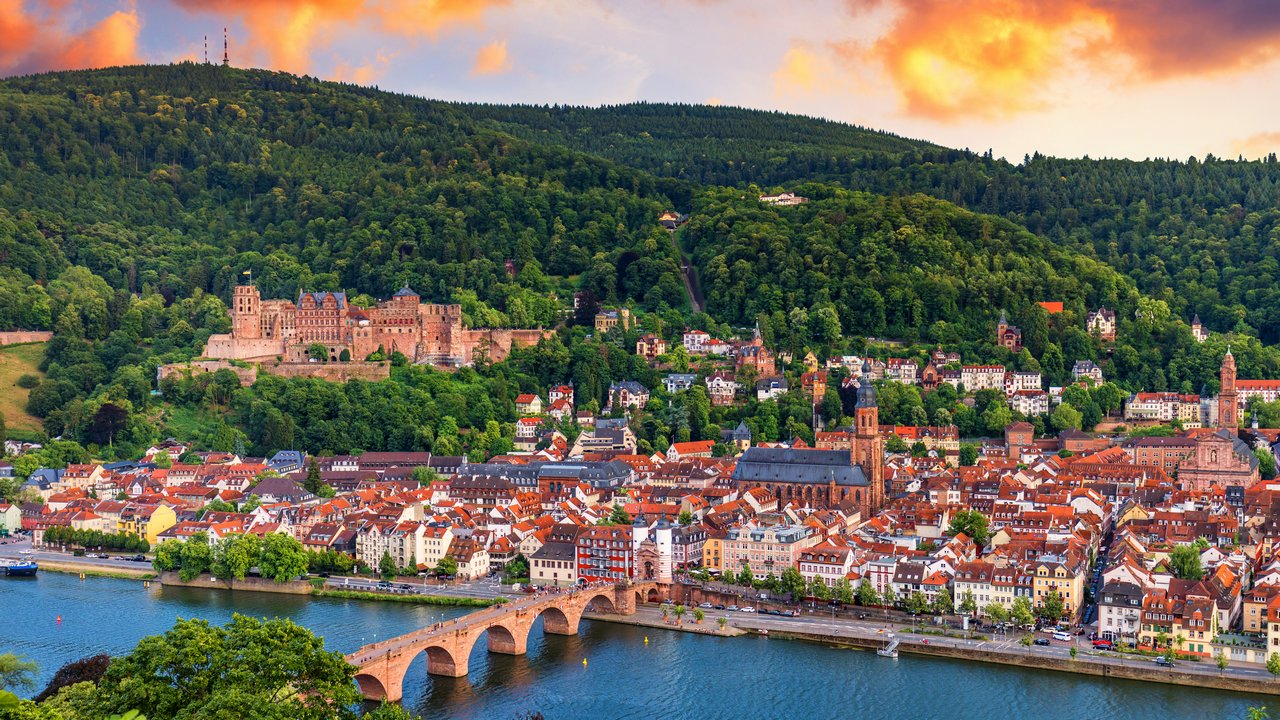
[
  {"xmin": 0, "ymin": 536, "xmax": 153, "ymax": 572},
  {"xmin": 668, "ymin": 228, "xmax": 704, "ymax": 313},
  {"xmin": 709, "ymin": 607, "xmax": 1274, "ymax": 681},
  {"xmin": 326, "ymin": 574, "xmax": 510, "ymax": 600}
]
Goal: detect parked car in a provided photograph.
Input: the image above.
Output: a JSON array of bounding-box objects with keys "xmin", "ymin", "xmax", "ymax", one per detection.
[
  {"xmin": 1033, "ymin": 638, "xmax": 1051, "ymax": 646},
  {"xmin": 713, "ymin": 604, "xmax": 725, "ymax": 610},
  {"xmin": 1155, "ymin": 656, "xmax": 1175, "ymax": 667},
  {"xmin": 698, "ymin": 602, "xmax": 714, "ymax": 609},
  {"xmin": 739, "ymin": 606, "xmax": 756, "ymax": 613},
  {"xmin": 726, "ymin": 605, "xmax": 739, "ymax": 611},
  {"xmin": 1052, "ymin": 631, "xmax": 1072, "ymax": 642},
  {"xmin": 1092, "ymin": 640, "xmax": 1114, "ymax": 650}
]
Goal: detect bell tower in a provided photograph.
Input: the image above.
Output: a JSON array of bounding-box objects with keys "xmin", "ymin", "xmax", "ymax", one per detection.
[
  {"xmin": 852, "ymin": 360, "xmax": 884, "ymax": 517},
  {"xmin": 1219, "ymin": 348, "xmax": 1239, "ymax": 430}
]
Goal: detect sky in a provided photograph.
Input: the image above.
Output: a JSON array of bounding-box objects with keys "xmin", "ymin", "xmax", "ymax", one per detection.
[{"xmin": 3, "ymin": 0, "xmax": 1280, "ymax": 161}]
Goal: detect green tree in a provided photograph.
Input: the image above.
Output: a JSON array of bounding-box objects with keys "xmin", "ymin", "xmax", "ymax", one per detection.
[
  {"xmin": 931, "ymin": 589, "xmax": 953, "ymax": 615},
  {"xmin": 0, "ymin": 653, "xmax": 37, "ymax": 694},
  {"xmin": 677, "ymin": 510, "xmax": 693, "ymax": 525},
  {"xmin": 1039, "ymin": 590, "xmax": 1065, "ymax": 622},
  {"xmin": 835, "ymin": 577, "xmax": 855, "ymax": 605},
  {"xmin": 91, "ymin": 615, "xmax": 363, "ymax": 720},
  {"xmin": 1247, "ymin": 707, "xmax": 1271, "ymax": 720},
  {"xmin": 1021, "ymin": 634, "xmax": 1034, "ymax": 651},
  {"xmin": 379, "ymin": 551, "xmax": 396, "ymax": 581},
  {"xmin": 1268, "ymin": 653, "xmax": 1280, "ymax": 679},
  {"xmin": 959, "ymin": 590, "xmax": 977, "ymax": 616},
  {"xmin": 307, "ymin": 343, "xmax": 328, "ymax": 362},
  {"xmin": 692, "ymin": 607, "xmax": 705, "ymax": 624},
  {"xmin": 1011, "ymin": 597, "xmax": 1034, "ymax": 628},
  {"xmin": 177, "ymin": 533, "xmax": 213, "ymax": 581},
  {"xmin": 152, "ymin": 539, "xmax": 183, "ymax": 573},
  {"xmin": 211, "ymin": 533, "xmax": 261, "ymax": 581},
  {"xmin": 1215, "ymin": 648, "xmax": 1229, "ymax": 675},
  {"xmin": 436, "ymin": 556, "xmax": 458, "ymax": 577},
  {"xmin": 1168, "ymin": 544, "xmax": 1204, "ymax": 580},
  {"xmin": 958, "ymin": 443, "xmax": 979, "ymax": 467},
  {"xmin": 780, "ymin": 566, "xmax": 807, "ymax": 599},
  {"xmin": 259, "ymin": 533, "xmax": 309, "ymax": 583},
  {"xmin": 737, "ymin": 563, "xmax": 754, "ymax": 586},
  {"xmin": 717, "ymin": 617, "xmax": 728, "ymax": 632},
  {"xmin": 947, "ymin": 509, "xmax": 990, "ymax": 546},
  {"xmin": 672, "ymin": 604, "xmax": 686, "ymax": 625},
  {"xmin": 983, "ymin": 603, "xmax": 1008, "ymax": 623},
  {"xmin": 906, "ymin": 591, "xmax": 929, "ymax": 615}
]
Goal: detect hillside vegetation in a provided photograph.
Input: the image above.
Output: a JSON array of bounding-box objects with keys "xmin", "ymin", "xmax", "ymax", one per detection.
[{"xmin": 1, "ymin": 63, "xmax": 1278, "ymax": 458}]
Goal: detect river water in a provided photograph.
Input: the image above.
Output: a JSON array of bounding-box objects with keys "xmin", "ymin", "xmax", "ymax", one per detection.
[{"xmin": 0, "ymin": 573, "xmax": 1267, "ymax": 719}]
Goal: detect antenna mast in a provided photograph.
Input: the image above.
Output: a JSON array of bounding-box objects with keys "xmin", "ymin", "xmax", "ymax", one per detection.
[
  {"xmin": 204, "ymin": 35, "xmax": 208, "ymax": 64},
  {"xmin": 223, "ymin": 27, "xmax": 229, "ymax": 66}
]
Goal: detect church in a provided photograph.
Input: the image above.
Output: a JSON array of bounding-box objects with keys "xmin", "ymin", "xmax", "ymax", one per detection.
[{"xmin": 732, "ymin": 361, "xmax": 886, "ymax": 519}]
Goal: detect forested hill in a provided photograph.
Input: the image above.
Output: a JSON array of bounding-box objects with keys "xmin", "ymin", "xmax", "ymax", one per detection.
[
  {"xmin": 462, "ymin": 101, "xmax": 951, "ymax": 189},
  {"xmin": 470, "ymin": 101, "xmax": 1280, "ymax": 344}
]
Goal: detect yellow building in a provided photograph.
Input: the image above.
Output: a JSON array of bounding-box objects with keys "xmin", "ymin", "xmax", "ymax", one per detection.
[
  {"xmin": 1032, "ymin": 554, "xmax": 1086, "ymax": 621},
  {"xmin": 702, "ymin": 535, "xmax": 724, "ymax": 573},
  {"xmin": 119, "ymin": 504, "xmax": 177, "ymax": 545}
]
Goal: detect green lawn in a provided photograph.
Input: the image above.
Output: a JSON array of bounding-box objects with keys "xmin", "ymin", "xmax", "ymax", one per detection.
[{"xmin": 0, "ymin": 342, "xmax": 46, "ymax": 434}]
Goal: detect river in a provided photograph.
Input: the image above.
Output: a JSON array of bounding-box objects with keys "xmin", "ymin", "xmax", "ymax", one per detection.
[{"xmin": 0, "ymin": 573, "xmax": 1268, "ymax": 719}]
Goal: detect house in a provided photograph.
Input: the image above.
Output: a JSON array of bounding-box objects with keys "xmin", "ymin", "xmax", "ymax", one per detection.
[
  {"xmin": 547, "ymin": 398, "xmax": 574, "ymax": 422},
  {"xmin": 608, "ymin": 381, "xmax": 650, "ymax": 410},
  {"xmin": 723, "ymin": 524, "xmax": 818, "ymax": 579},
  {"xmin": 759, "ymin": 191, "xmax": 809, "ymax": 206},
  {"xmin": 683, "ymin": 330, "xmax": 710, "ymax": 354},
  {"xmin": 667, "ymin": 440, "xmax": 715, "ymax": 461},
  {"xmin": 515, "ymin": 418, "xmax": 543, "ymax": 451},
  {"xmin": 577, "ymin": 525, "xmax": 635, "ymax": 582},
  {"xmin": 996, "ymin": 311, "xmax": 1022, "ymax": 352},
  {"xmin": 446, "ymin": 537, "xmax": 490, "ymax": 580},
  {"xmin": 706, "ymin": 372, "xmax": 739, "ymax": 406},
  {"xmin": 531, "ymin": 524, "xmax": 582, "ymax": 587},
  {"xmin": 798, "ymin": 543, "xmax": 853, "ymax": 588},
  {"xmin": 1088, "ymin": 307, "xmax": 1117, "ymax": 342},
  {"xmin": 960, "ymin": 365, "xmax": 1006, "ymax": 392},
  {"xmin": 756, "ymin": 376, "xmax": 788, "ymax": 401},
  {"xmin": 636, "ymin": 334, "xmax": 667, "ymax": 361},
  {"xmin": 1073, "ymin": 360, "xmax": 1104, "ymax": 384},
  {"xmin": 658, "ymin": 210, "xmax": 688, "ymax": 229},
  {"xmin": 1031, "ymin": 553, "xmax": 1087, "ymax": 621},
  {"xmin": 1192, "ymin": 315, "xmax": 1208, "ymax": 343},
  {"xmin": 1097, "ymin": 580, "xmax": 1144, "ymax": 642},
  {"xmin": 885, "ymin": 358, "xmax": 919, "ymax": 385},
  {"xmin": 247, "ymin": 475, "xmax": 313, "ymax": 504},
  {"xmin": 1008, "ymin": 390, "xmax": 1050, "ymax": 417},
  {"xmin": 801, "ymin": 371, "xmax": 828, "ymax": 403},
  {"xmin": 549, "ymin": 385, "xmax": 575, "ymax": 407},
  {"xmin": 663, "ymin": 373, "xmax": 697, "ymax": 394},
  {"xmin": 515, "ymin": 394, "xmax": 543, "ymax": 416},
  {"xmin": 594, "ymin": 308, "xmax": 632, "ymax": 334},
  {"xmin": 0, "ymin": 503, "xmax": 20, "ymax": 535}
]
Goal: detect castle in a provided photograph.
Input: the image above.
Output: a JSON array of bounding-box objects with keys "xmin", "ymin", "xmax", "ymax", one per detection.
[{"xmin": 203, "ymin": 284, "xmax": 550, "ymax": 368}]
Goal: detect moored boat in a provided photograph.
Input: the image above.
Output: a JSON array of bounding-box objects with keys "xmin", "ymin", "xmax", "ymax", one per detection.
[{"xmin": 0, "ymin": 558, "xmax": 38, "ymax": 576}]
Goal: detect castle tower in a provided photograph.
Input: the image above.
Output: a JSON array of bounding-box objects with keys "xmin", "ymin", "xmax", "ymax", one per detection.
[
  {"xmin": 1219, "ymin": 348, "xmax": 1239, "ymax": 430},
  {"xmin": 853, "ymin": 359, "xmax": 884, "ymax": 516},
  {"xmin": 231, "ymin": 284, "xmax": 262, "ymax": 339}
]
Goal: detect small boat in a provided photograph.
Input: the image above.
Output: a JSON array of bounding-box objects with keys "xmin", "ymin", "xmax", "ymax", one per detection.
[
  {"xmin": 759, "ymin": 628, "xmax": 769, "ymax": 636},
  {"xmin": 0, "ymin": 558, "xmax": 38, "ymax": 576}
]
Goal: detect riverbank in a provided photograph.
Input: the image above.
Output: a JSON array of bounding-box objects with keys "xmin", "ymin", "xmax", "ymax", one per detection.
[
  {"xmin": 586, "ymin": 609, "xmax": 746, "ymax": 637},
  {"xmin": 765, "ymin": 627, "xmax": 1280, "ymax": 697},
  {"xmin": 313, "ymin": 589, "xmax": 499, "ymax": 607},
  {"xmin": 31, "ymin": 558, "xmax": 155, "ymax": 580}
]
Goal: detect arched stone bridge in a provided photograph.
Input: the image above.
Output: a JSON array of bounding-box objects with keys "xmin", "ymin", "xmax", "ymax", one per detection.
[{"xmin": 347, "ymin": 580, "xmax": 668, "ymax": 702}]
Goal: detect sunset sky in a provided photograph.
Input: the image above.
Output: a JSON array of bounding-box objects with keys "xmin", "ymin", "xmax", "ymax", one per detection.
[{"xmin": 4, "ymin": 0, "xmax": 1280, "ymax": 160}]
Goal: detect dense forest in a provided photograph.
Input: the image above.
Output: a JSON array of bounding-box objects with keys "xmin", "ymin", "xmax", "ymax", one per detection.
[
  {"xmin": 473, "ymin": 102, "xmax": 1280, "ymax": 344},
  {"xmin": 5, "ymin": 64, "xmax": 1280, "ymax": 460}
]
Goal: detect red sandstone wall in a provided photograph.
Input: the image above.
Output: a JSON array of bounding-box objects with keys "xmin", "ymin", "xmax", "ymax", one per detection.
[
  {"xmin": 0, "ymin": 331, "xmax": 53, "ymax": 346},
  {"xmin": 263, "ymin": 361, "xmax": 391, "ymax": 382},
  {"xmin": 158, "ymin": 360, "xmax": 256, "ymax": 386}
]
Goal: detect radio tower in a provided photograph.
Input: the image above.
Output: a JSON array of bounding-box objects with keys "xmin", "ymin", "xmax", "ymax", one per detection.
[
  {"xmin": 222, "ymin": 27, "xmax": 229, "ymax": 66},
  {"xmin": 203, "ymin": 35, "xmax": 208, "ymax": 64}
]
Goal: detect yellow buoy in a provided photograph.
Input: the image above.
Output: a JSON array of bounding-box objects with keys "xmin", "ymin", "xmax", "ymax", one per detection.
[
  {"xmin": 79, "ymin": 573, "xmax": 85, "ymax": 580},
  {"xmin": 582, "ymin": 658, "xmax": 588, "ymax": 667},
  {"xmin": 644, "ymin": 636, "xmax": 649, "ymax": 645}
]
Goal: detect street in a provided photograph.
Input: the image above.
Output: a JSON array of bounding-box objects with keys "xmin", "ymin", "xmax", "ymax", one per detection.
[{"xmin": 0, "ymin": 536, "xmax": 153, "ymax": 573}]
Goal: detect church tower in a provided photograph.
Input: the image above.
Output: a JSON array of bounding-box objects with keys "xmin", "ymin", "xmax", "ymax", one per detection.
[
  {"xmin": 1219, "ymin": 348, "xmax": 1239, "ymax": 430},
  {"xmin": 231, "ymin": 283, "xmax": 262, "ymax": 339},
  {"xmin": 852, "ymin": 360, "xmax": 884, "ymax": 517}
]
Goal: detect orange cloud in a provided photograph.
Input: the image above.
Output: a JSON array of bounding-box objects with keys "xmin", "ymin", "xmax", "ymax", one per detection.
[
  {"xmin": 849, "ymin": 0, "xmax": 1280, "ymax": 120},
  {"xmin": 1231, "ymin": 132, "xmax": 1280, "ymax": 159},
  {"xmin": 0, "ymin": 1, "xmax": 141, "ymax": 76},
  {"xmin": 470, "ymin": 39, "xmax": 511, "ymax": 76},
  {"xmin": 773, "ymin": 45, "xmax": 823, "ymax": 94},
  {"xmin": 174, "ymin": 0, "xmax": 508, "ymax": 74}
]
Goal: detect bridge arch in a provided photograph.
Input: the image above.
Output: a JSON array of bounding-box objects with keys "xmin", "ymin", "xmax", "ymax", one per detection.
[
  {"xmin": 354, "ymin": 673, "xmax": 389, "ymax": 702},
  {"xmin": 423, "ymin": 644, "xmax": 465, "ymax": 677},
  {"xmin": 584, "ymin": 591, "xmax": 618, "ymax": 614},
  {"xmin": 538, "ymin": 604, "xmax": 578, "ymax": 635}
]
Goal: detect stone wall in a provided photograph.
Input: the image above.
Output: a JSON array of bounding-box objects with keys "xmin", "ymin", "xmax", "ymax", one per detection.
[
  {"xmin": 463, "ymin": 328, "xmax": 555, "ymax": 364},
  {"xmin": 203, "ymin": 333, "xmax": 284, "ymax": 361},
  {"xmin": 263, "ymin": 361, "xmax": 391, "ymax": 382},
  {"xmin": 0, "ymin": 331, "xmax": 52, "ymax": 346},
  {"xmin": 157, "ymin": 360, "xmax": 257, "ymax": 387},
  {"xmin": 158, "ymin": 571, "xmax": 314, "ymax": 595}
]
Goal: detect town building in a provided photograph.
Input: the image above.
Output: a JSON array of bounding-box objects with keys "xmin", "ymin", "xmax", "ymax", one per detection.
[
  {"xmin": 996, "ymin": 311, "xmax": 1022, "ymax": 352},
  {"xmin": 1087, "ymin": 307, "xmax": 1116, "ymax": 342},
  {"xmin": 723, "ymin": 524, "xmax": 818, "ymax": 579},
  {"xmin": 594, "ymin": 308, "xmax": 633, "ymax": 334}
]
